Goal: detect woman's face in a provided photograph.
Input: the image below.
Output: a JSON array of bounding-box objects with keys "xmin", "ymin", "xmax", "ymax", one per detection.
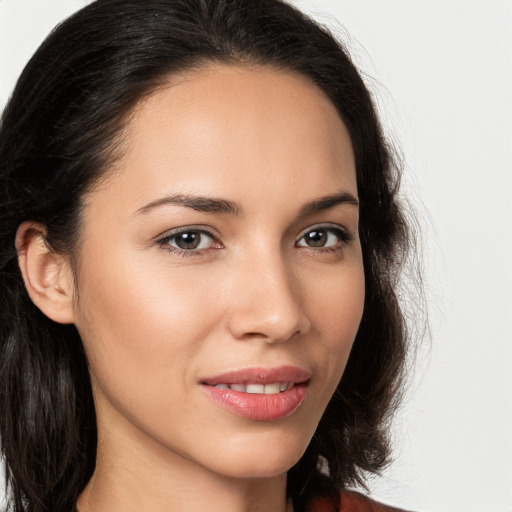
[{"xmin": 72, "ymin": 64, "xmax": 365, "ymax": 478}]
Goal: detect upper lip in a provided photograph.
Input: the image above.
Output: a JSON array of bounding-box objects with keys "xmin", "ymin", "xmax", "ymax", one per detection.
[{"xmin": 201, "ymin": 365, "xmax": 311, "ymax": 386}]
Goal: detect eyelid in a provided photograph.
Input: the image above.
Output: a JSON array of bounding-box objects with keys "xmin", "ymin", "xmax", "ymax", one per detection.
[
  {"xmin": 296, "ymin": 223, "xmax": 352, "ymax": 240},
  {"xmin": 155, "ymin": 224, "xmax": 219, "ymax": 241}
]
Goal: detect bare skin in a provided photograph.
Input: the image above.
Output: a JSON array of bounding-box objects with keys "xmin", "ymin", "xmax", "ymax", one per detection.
[{"xmin": 18, "ymin": 64, "xmax": 364, "ymax": 512}]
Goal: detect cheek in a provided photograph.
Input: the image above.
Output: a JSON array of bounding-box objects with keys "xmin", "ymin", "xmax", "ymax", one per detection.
[
  {"xmin": 306, "ymin": 254, "xmax": 365, "ymax": 390},
  {"xmin": 73, "ymin": 249, "xmax": 224, "ymax": 401}
]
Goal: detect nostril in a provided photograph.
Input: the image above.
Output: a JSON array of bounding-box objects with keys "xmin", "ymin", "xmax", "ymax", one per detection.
[{"xmin": 229, "ymin": 317, "xmax": 308, "ymax": 344}]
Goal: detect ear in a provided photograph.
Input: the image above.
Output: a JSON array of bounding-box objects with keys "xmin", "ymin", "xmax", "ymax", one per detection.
[{"xmin": 15, "ymin": 221, "xmax": 75, "ymax": 324}]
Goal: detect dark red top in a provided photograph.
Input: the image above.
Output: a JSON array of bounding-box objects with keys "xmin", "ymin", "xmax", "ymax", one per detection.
[{"xmin": 310, "ymin": 490, "xmax": 410, "ymax": 512}]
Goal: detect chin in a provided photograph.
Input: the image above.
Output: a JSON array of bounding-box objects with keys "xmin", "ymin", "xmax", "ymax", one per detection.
[
  {"xmin": 214, "ymin": 457, "xmax": 297, "ymax": 480},
  {"xmin": 200, "ymin": 432, "xmax": 310, "ymax": 479}
]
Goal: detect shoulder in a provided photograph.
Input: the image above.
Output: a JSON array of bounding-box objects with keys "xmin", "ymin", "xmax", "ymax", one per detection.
[{"xmin": 309, "ymin": 490, "xmax": 413, "ymax": 512}]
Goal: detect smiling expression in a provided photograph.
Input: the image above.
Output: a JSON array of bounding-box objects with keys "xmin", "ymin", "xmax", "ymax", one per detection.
[{"xmin": 71, "ymin": 64, "xmax": 365, "ymax": 479}]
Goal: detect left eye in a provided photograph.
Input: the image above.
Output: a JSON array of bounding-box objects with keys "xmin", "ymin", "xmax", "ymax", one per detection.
[
  {"xmin": 161, "ymin": 230, "xmax": 216, "ymax": 251},
  {"xmin": 296, "ymin": 227, "xmax": 346, "ymax": 248}
]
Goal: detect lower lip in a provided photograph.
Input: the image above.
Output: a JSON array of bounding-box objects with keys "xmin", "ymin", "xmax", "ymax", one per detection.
[{"xmin": 201, "ymin": 383, "xmax": 308, "ymax": 421}]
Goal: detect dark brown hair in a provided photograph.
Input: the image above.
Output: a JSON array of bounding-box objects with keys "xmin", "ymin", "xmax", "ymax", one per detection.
[{"xmin": 0, "ymin": 1, "xmax": 412, "ymax": 511}]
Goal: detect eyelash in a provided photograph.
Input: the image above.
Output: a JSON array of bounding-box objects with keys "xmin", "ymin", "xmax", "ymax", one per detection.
[{"xmin": 156, "ymin": 225, "xmax": 354, "ymax": 258}]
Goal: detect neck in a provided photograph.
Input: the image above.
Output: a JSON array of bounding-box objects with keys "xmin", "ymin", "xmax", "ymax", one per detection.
[{"xmin": 77, "ymin": 401, "xmax": 290, "ymax": 512}]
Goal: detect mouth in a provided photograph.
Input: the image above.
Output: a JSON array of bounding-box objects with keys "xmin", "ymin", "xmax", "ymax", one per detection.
[{"xmin": 200, "ymin": 366, "xmax": 310, "ymax": 421}]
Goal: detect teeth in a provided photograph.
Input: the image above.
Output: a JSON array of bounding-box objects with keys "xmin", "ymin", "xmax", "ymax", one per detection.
[
  {"xmin": 246, "ymin": 384, "xmax": 264, "ymax": 394},
  {"xmin": 213, "ymin": 382, "xmax": 294, "ymax": 394},
  {"xmin": 264, "ymin": 383, "xmax": 281, "ymax": 394}
]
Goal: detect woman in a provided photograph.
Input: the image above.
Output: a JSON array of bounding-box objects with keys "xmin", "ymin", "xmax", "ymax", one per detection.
[{"xmin": 0, "ymin": 1, "xmax": 414, "ymax": 511}]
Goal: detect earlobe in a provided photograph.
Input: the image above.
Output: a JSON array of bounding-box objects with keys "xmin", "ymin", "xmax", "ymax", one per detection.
[{"xmin": 15, "ymin": 221, "xmax": 76, "ymax": 324}]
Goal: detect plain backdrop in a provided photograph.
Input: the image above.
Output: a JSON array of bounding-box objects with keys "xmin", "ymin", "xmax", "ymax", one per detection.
[{"xmin": 1, "ymin": 1, "xmax": 511, "ymax": 511}]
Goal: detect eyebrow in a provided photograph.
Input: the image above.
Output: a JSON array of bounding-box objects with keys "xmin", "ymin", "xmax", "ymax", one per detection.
[
  {"xmin": 297, "ymin": 191, "xmax": 359, "ymax": 217},
  {"xmin": 135, "ymin": 190, "xmax": 358, "ymax": 217},
  {"xmin": 135, "ymin": 194, "xmax": 241, "ymax": 216}
]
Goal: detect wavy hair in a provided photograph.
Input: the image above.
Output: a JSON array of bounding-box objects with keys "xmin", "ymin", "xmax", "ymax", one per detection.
[{"xmin": 0, "ymin": 1, "xmax": 413, "ymax": 511}]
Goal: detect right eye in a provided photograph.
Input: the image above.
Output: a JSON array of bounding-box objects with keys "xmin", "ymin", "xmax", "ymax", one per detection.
[{"xmin": 157, "ymin": 228, "xmax": 220, "ymax": 256}]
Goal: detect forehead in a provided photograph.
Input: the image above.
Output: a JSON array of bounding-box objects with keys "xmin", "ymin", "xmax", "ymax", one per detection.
[{"xmin": 88, "ymin": 64, "xmax": 357, "ymax": 214}]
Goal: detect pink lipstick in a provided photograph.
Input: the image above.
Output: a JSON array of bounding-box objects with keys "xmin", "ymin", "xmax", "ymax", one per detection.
[{"xmin": 200, "ymin": 366, "xmax": 310, "ymax": 421}]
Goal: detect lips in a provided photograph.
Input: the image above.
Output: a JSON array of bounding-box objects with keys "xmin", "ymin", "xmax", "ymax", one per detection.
[
  {"xmin": 200, "ymin": 366, "xmax": 310, "ymax": 421},
  {"xmin": 201, "ymin": 366, "xmax": 311, "ymax": 387}
]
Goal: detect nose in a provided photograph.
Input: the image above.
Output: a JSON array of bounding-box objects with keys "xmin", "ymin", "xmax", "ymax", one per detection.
[{"xmin": 226, "ymin": 251, "xmax": 311, "ymax": 343}]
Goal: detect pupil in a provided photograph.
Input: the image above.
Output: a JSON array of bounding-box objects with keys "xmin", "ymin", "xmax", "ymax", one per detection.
[
  {"xmin": 307, "ymin": 230, "xmax": 327, "ymax": 247},
  {"xmin": 176, "ymin": 232, "xmax": 199, "ymax": 249}
]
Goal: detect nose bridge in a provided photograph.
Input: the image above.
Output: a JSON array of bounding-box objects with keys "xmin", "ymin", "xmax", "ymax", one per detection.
[{"xmin": 227, "ymin": 243, "xmax": 311, "ymax": 342}]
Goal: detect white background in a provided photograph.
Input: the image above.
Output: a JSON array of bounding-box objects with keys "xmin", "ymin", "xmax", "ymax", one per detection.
[{"xmin": 1, "ymin": 1, "xmax": 511, "ymax": 511}]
